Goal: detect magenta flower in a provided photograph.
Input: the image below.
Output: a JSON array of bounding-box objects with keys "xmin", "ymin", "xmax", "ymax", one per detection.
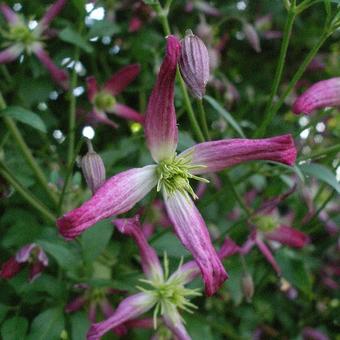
[
  {"xmin": 302, "ymin": 327, "xmax": 329, "ymax": 340},
  {"xmin": 86, "ymin": 64, "xmax": 144, "ymax": 128},
  {"xmin": 87, "ymin": 215, "xmax": 239, "ymax": 340},
  {"xmin": 0, "ymin": 1, "xmax": 68, "ymax": 89},
  {"xmin": 0, "ymin": 243, "xmax": 48, "ymax": 282},
  {"xmin": 57, "ymin": 35, "xmax": 297, "ymax": 296},
  {"xmin": 292, "ymin": 77, "xmax": 340, "ymax": 115},
  {"xmin": 241, "ymin": 188, "xmax": 310, "ymax": 274}
]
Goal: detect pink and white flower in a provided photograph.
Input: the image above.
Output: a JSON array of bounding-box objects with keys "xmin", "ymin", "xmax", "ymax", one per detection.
[
  {"xmin": 0, "ymin": 1, "xmax": 69, "ymax": 88},
  {"xmin": 57, "ymin": 35, "xmax": 297, "ymax": 296},
  {"xmin": 86, "ymin": 64, "xmax": 144, "ymax": 128}
]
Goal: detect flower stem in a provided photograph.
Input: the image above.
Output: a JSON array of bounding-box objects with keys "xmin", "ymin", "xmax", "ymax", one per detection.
[
  {"xmin": 0, "ymin": 93, "xmax": 59, "ymax": 206},
  {"xmin": 0, "ymin": 162, "xmax": 56, "ymax": 223},
  {"xmin": 197, "ymin": 99, "xmax": 210, "ymax": 140}
]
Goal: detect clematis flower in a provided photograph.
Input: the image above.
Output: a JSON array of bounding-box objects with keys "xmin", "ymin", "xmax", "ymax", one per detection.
[
  {"xmin": 57, "ymin": 35, "xmax": 297, "ymax": 296},
  {"xmin": 87, "ymin": 215, "xmax": 239, "ymax": 340},
  {"xmin": 86, "ymin": 64, "xmax": 144, "ymax": 128},
  {"xmin": 0, "ymin": 1, "xmax": 68, "ymax": 88},
  {"xmin": 0, "ymin": 243, "xmax": 48, "ymax": 282},
  {"xmin": 241, "ymin": 187, "xmax": 310, "ymax": 274},
  {"xmin": 302, "ymin": 327, "xmax": 330, "ymax": 340},
  {"xmin": 292, "ymin": 77, "xmax": 340, "ymax": 115}
]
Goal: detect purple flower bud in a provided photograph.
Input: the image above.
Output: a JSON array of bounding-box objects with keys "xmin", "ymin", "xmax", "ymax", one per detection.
[
  {"xmin": 81, "ymin": 140, "xmax": 106, "ymax": 195},
  {"xmin": 242, "ymin": 273, "xmax": 254, "ymax": 302},
  {"xmin": 179, "ymin": 29, "xmax": 210, "ymax": 99},
  {"xmin": 243, "ymin": 23, "xmax": 261, "ymax": 53},
  {"xmin": 293, "ymin": 77, "xmax": 340, "ymax": 115}
]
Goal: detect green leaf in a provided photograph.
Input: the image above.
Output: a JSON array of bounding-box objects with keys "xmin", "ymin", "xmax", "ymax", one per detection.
[
  {"xmin": 153, "ymin": 232, "xmax": 189, "ymax": 258},
  {"xmin": 70, "ymin": 312, "xmax": 90, "ymax": 340},
  {"xmin": 59, "ymin": 27, "xmax": 93, "ymax": 53},
  {"xmin": 204, "ymin": 95, "xmax": 246, "ymax": 137},
  {"xmin": 0, "ymin": 304, "xmax": 9, "ymax": 324},
  {"xmin": 81, "ymin": 220, "xmax": 113, "ymax": 263},
  {"xmin": 27, "ymin": 307, "xmax": 65, "ymax": 340},
  {"xmin": 0, "ymin": 106, "xmax": 47, "ymax": 133},
  {"xmin": 299, "ymin": 163, "xmax": 340, "ymax": 193},
  {"xmin": 88, "ymin": 20, "xmax": 120, "ymax": 38},
  {"xmin": 1, "ymin": 316, "xmax": 28, "ymax": 340}
]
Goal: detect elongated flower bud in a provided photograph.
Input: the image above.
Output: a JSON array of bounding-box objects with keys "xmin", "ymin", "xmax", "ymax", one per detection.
[
  {"xmin": 243, "ymin": 23, "xmax": 261, "ymax": 53},
  {"xmin": 242, "ymin": 273, "xmax": 254, "ymax": 302},
  {"xmin": 293, "ymin": 77, "xmax": 340, "ymax": 115},
  {"xmin": 179, "ymin": 29, "xmax": 210, "ymax": 99},
  {"xmin": 81, "ymin": 140, "xmax": 106, "ymax": 195}
]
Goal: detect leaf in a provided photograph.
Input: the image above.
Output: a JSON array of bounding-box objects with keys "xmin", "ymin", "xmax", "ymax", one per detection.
[
  {"xmin": 1, "ymin": 316, "xmax": 28, "ymax": 340},
  {"xmin": 27, "ymin": 307, "xmax": 65, "ymax": 340},
  {"xmin": 59, "ymin": 27, "xmax": 93, "ymax": 53},
  {"xmin": 299, "ymin": 163, "xmax": 340, "ymax": 193},
  {"xmin": 153, "ymin": 232, "xmax": 189, "ymax": 258},
  {"xmin": 0, "ymin": 106, "xmax": 47, "ymax": 133},
  {"xmin": 70, "ymin": 312, "xmax": 90, "ymax": 340},
  {"xmin": 204, "ymin": 95, "xmax": 246, "ymax": 137},
  {"xmin": 0, "ymin": 304, "xmax": 9, "ymax": 324},
  {"xmin": 81, "ymin": 220, "xmax": 113, "ymax": 263},
  {"xmin": 88, "ymin": 20, "xmax": 120, "ymax": 38}
]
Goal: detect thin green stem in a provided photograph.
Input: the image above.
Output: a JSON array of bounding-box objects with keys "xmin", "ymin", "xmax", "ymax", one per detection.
[
  {"xmin": 197, "ymin": 99, "xmax": 210, "ymax": 140},
  {"xmin": 298, "ymin": 144, "xmax": 340, "ymax": 161},
  {"xmin": 0, "ymin": 163, "xmax": 56, "ymax": 223},
  {"xmin": 0, "ymin": 93, "xmax": 58, "ymax": 206},
  {"xmin": 307, "ymin": 190, "xmax": 335, "ymax": 226}
]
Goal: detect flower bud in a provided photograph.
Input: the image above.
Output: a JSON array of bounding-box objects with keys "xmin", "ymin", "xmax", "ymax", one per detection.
[
  {"xmin": 81, "ymin": 140, "xmax": 106, "ymax": 195},
  {"xmin": 243, "ymin": 23, "xmax": 261, "ymax": 53},
  {"xmin": 179, "ymin": 29, "xmax": 210, "ymax": 99},
  {"xmin": 242, "ymin": 273, "xmax": 254, "ymax": 302}
]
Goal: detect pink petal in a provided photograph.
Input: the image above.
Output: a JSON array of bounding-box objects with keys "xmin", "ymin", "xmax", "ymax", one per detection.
[
  {"xmin": 114, "ymin": 215, "xmax": 163, "ymax": 280},
  {"xmin": 164, "ymin": 190, "xmax": 228, "ymax": 296},
  {"xmin": 38, "ymin": 0, "xmax": 67, "ymax": 29},
  {"xmin": 255, "ymin": 237, "xmax": 281, "ymax": 274},
  {"xmin": 124, "ymin": 318, "xmax": 153, "ymax": 329},
  {"xmin": 0, "ymin": 257, "xmax": 22, "ymax": 279},
  {"xmin": 86, "ymin": 76, "xmax": 99, "ymax": 102},
  {"xmin": 243, "ymin": 23, "xmax": 261, "ymax": 53},
  {"xmin": 104, "ymin": 64, "xmax": 140, "ymax": 95},
  {"xmin": 293, "ymin": 77, "xmax": 340, "ymax": 115},
  {"xmin": 15, "ymin": 243, "xmax": 36, "ymax": 263},
  {"xmin": 108, "ymin": 103, "xmax": 144, "ymax": 124},
  {"xmin": 129, "ymin": 17, "xmax": 143, "ymax": 32},
  {"xmin": 87, "ymin": 293, "xmax": 156, "ymax": 340},
  {"xmin": 162, "ymin": 305, "xmax": 191, "ymax": 340},
  {"xmin": 65, "ymin": 296, "xmax": 87, "ymax": 313},
  {"xmin": 145, "ymin": 35, "xmax": 180, "ymax": 162},
  {"xmin": 0, "ymin": 3, "xmax": 20, "ymax": 24},
  {"xmin": 88, "ymin": 110, "xmax": 119, "ymax": 129},
  {"xmin": 266, "ymin": 225, "xmax": 310, "ymax": 248},
  {"xmin": 29, "ymin": 261, "xmax": 45, "ymax": 282},
  {"xmin": 180, "ymin": 135, "xmax": 297, "ymax": 175},
  {"xmin": 57, "ymin": 166, "xmax": 157, "ymax": 239},
  {"xmin": 0, "ymin": 45, "xmax": 23, "ymax": 64},
  {"xmin": 302, "ymin": 327, "xmax": 329, "ymax": 340},
  {"xmin": 32, "ymin": 44, "xmax": 69, "ymax": 89}
]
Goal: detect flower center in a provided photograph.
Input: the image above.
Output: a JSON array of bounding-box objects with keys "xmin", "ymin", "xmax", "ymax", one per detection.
[
  {"xmin": 7, "ymin": 24, "xmax": 37, "ymax": 45},
  {"xmin": 156, "ymin": 155, "xmax": 208, "ymax": 199},
  {"xmin": 253, "ymin": 214, "xmax": 278, "ymax": 232},
  {"xmin": 94, "ymin": 91, "xmax": 116, "ymax": 111}
]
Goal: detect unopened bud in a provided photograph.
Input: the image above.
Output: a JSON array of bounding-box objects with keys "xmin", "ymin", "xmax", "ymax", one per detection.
[
  {"xmin": 242, "ymin": 273, "xmax": 254, "ymax": 302},
  {"xmin": 179, "ymin": 29, "xmax": 210, "ymax": 99},
  {"xmin": 243, "ymin": 23, "xmax": 261, "ymax": 53},
  {"xmin": 81, "ymin": 140, "xmax": 106, "ymax": 195}
]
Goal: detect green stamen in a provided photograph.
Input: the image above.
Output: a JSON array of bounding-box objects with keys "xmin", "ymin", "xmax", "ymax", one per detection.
[
  {"xmin": 253, "ymin": 214, "xmax": 279, "ymax": 232},
  {"xmin": 94, "ymin": 91, "xmax": 116, "ymax": 111}
]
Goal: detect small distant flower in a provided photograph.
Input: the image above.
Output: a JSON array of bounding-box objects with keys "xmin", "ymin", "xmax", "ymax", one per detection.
[
  {"xmin": 87, "ymin": 215, "xmax": 239, "ymax": 339},
  {"xmin": 292, "ymin": 77, "xmax": 340, "ymax": 115},
  {"xmin": 57, "ymin": 35, "xmax": 297, "ymax": 296},
  {"xmin": 0, "ymin": 1, "xmax": 68, "ymax": 88},
  {"xmin": 86, "ymin": 64, "xmax": 144, "ymax": 129},
  {"xmin": 185, "ymin": 0, "xmax": 221, "ymax": 17},
  {"xmin": 243, "ymin": 22, "xmax": 261, "ymax": 53},
  {"xmin": 241, "ymin": 272, "xmax": 254, "ymax": 302},
  {"xmin": 255, "ymin": 14, "xmax": 282, "ymax": 40},
  {"xmin": 128, "ymin": 1, "xmax": 155, "ymax": 33},
  {"xmin": 302, "ymin": 327, "xmax": 330, "ymax": 340},
  {"xmin": 241, "ymin": 187, "xmax": 310, "ymax": 274},
  {"xmin": 0, "ymin": 243, "xmax": 48, "ymax": 282}
]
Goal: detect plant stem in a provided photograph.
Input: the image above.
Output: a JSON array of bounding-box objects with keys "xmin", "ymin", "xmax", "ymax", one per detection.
[
  {"xmin": 197, "ymin": 99, "xmax": 210, "ymax": 140},
  {"xmin": 0, "ymin": 163, "xmax": 56, "ymax": 223},
  {"xmin": 0, "ymin": 93, "xmax": 59, "ymax": 206},
  {"xmin": 298, "ymin": 144, "xmax": 340, "ymax": 161},
  {"xmin": 259, "ymin": 6, "xmax": 296, "ymax": 136}
]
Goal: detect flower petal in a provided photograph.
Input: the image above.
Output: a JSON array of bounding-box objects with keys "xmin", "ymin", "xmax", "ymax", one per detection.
[
  {"xmin": 145, "ymin": 35, "xmax": 180, "ymax": 162},
  {"xmin": 108, "ymin": 103, "xmax": 144, "ymax": 124},
  {"xmin": 38, "ymin": 0, "xmax": 67, "ymax": 29},
  {"xmin": 0, "ymin": 45, "xmax": 23, "ymax": 64},
  {"xmin": 293, "ymin": 77, "xmax": 340, "ymax": 115},
  {"xmin": 181, "ymin": 135, "xmax": 297, "ymax": 175},
  {"xmin": 88, "ymin": 110, "xmax": 119, "ymax": 129},
  {"xmin": 65, "ymin": 296, "xmax": 87, "ymax": 313},
  {"xmin": 0, "ymin": 3, "xmax": 20, "ymax": 24},
  {"xmin": 87, "ymin": 293, "xmax": 156, "ymax": 340},
  {"xmin": 15, "ymin": 243, "xmax": 36, "ymax": 263},
  {"xmin": 114, "ymin": 215, "xmax": 163, "ymax": 281},
  {"xmin": 255, "ymin": 238, "xmax": 281, "ymax": 274},
  {"xmin": 86, "ymin": 76, "xmax": 99, "ymax": 102},
  {"xmin": 266, "ymin": 225, "xmax": 310, "ymax": 248},
  {"xmin": 104, "ymin": 64, "xmax": 140, "ymax": 95},
  {"xmin": 0, "ymin": 257, "xmax": 22, "ymax": 279},
  {"xmin": 164, "ymin": 190, "xmax": 228, "ymax": 296},
  {"xmin": 57, "ymin": 165, "xmax": 157, "ymax": 239},
  {"xmin": 162, "ymin": 305, "xmax": 191, "ymax": 340}
]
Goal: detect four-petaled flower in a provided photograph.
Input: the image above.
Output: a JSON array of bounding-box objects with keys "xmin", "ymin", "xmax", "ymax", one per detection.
[
  {"xmin": 87, "ymin": 215, "xmax": 240, "ymax": 340},
  {"xmin": 86, "ymin": 64, "xmax": 144, "ymax": 129},
  {"xmin": 57, "ymin": 35, "xmax": 297, "ymax": 296},
  {"xmin": 0, "ymin": 1, "xmax": 69, "ymax": 88}
]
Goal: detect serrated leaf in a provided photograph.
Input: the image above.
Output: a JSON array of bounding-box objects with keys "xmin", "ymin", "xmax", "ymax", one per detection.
[
  {"xmin": 0, "ymin": 106, "xmax": 47, "ymax": 133},
  {"xmin": 27, "ymin": 307, "xmax": 64, "ymax": 340},
  {"xmin": 59, "ymin": 27, "xmax": 93, "ymax": 53},
  {"xmin": 299, "ymin": 163, "xmax": 340, "ymax": 193},
  {"xmin": 204, "ymin": 95, "xmax": 246, "ymax": 137},
  {"xmin": 1, "ymin": 316, "xmax": 28, "ymax": 340}
]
